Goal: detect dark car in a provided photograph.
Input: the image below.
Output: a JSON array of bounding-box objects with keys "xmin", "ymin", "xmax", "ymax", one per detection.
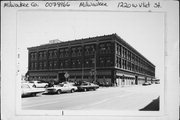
[
  {"xmin": 142, "ymin": 82, "xmax": 151, "ymax": 86},
  {"xmin": 75, "ymin": 81, "xmax": 99, "ymax": 92}
]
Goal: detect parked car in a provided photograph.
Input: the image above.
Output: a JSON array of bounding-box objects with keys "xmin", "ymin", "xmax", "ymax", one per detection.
[
  {"xmin": 75, "ymin": 81, "xmax": 99, "ymax": 91},
  {"xmin": 21, "ymin": 83, "xmax": 45, "ymax": 97},
  {"xmin": 28, "ymin": 81, "xmax": 48, "ymax": 88},
  {"xmin": 142, "ymin": 82, "xmax": 151, "ymax": 86},
  {"xmin": 45, "ymin": 83, "xmax": 78, "ymax": 94},
  {"xmin": 155, "ymin": 81, "xmax": 160, "ymax": 84}
]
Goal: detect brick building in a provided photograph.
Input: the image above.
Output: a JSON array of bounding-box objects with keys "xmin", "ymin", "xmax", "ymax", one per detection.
[{"xmin": 27, "ymin": 33, "xmax": 155, "ymax": 86}]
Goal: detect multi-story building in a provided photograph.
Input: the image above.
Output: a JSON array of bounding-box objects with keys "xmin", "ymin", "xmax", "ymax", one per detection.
[{"xmin": 27, "ymin": 33, "xmax": 155, "ymax": 86}]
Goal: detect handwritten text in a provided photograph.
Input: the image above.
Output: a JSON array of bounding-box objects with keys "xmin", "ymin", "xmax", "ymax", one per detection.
[{"xmin": 79, "ymin": 2, "xmax": 108, "ymax": 7}]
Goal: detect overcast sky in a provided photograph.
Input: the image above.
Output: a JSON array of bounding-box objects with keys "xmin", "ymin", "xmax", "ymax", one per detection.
[{"xmin": 17, "ymin": 11, "xmax": 164, "ymax": 80}]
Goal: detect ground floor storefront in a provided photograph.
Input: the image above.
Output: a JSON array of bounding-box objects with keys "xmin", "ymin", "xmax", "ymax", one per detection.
[{"xmin": 27, "ymin": 69, "xmax": 154, "ymax": 86}]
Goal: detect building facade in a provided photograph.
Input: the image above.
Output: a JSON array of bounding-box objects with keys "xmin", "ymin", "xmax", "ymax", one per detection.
[{"xmin": 27, "ymin": 34, "xmax": 155, "ymax": 86}]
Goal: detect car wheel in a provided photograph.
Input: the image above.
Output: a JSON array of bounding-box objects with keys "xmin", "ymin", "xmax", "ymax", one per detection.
[
  {"xmin": 44, "ymin": 85, "xmax": 48, "ymax": 88},
  {"xmin": 33, "ymin": 85, "xmax": 36, "ymax": 88},
  {"xmin": 57, "ymin": 90, "xmax": 61, "ymax": 94},
  {"xmin": 71, "ymin": 89, "xmax": 75, "ymax": 93}
]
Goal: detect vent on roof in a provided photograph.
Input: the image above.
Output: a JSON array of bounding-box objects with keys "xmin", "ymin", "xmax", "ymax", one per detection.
[{"xmin": 49, "ymin": 39, "xmax": 61, "ymax": 44}]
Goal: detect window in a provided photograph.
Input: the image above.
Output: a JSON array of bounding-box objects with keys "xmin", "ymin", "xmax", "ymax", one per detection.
[
  {"xmin": 90, "ymin": 45, "xmax": 95, "ymax": 55},
  {"xmin": 43, "ymin": 62, "xmax": 47, "ymax": 69},
  {"xmin": 71, "ymin": 48, "xmax": 76, "ymax": 57},
  {"xmin": 116, "ymin": 44, "xmax": 119, "ymax": 55},
  {"xmin": 132, "ymin": 64, "xmax": 134, "ymax": 71},
  {"xmin": 119, "ymin": 58, "xmax": 122, "ymax": 68},
  {"xmin": 34, "ymin": 53, "xmax": 37, "ymax": 60},
  {"xmin": 54, "ymin": 61, "xmax": 57, "ymax": 69},
  {"xmin": 99, "ymin": 57, "xmax": 105, "ymax": 67},
  {"xmin": 122, "ymin": 47, "xmax": 124, "ymax": 58},
  {"xmin": 106, "ymin": 43, "xmax": 112, "ymax": 54},
  {"xmin": 124, "ymin": 60, "xmax": 127, "ymax": 69},
  {"xmin": 53, "ymin": 50, "xmax": 57, "ymax": 58},
  {"xmin": 99, "ymin": 44, "xmax": 106, "ymax": 54},
  {"xmin": 106, "ymin": 58, "xmax": 111, "ymax": 67},
  {"xmin": 59, "ymin": 49, "xmax": 64, "ymax": 58},
  {"xmin": 65, "ymin": 60, "xmax": 69, "ymax": 68},
  {"xmin": 49, "ymin": 61, "xmax": 53, "ymax": 69},
  {"xmin": 127, "ymin": 51, "xmax": 130, "ymax": 60},
  {"xmin": 39, "ymin": 62, "xmax": 42, "ymax": 70},
  {"xmin": 127, "ymin": 62, "xmax": 131, "ymax": 70},
  {"xmin": 77, "ymin": 47, "xmax": 82, "ymax": 56},
  {"xmin": 65, "ymin": 49, "xmax": 69, "ymax": 57},
  {"xmin": 30, "ymin": 53, "xmax": 34, "ymax": 60},
  {"xmin": 124, "ymin": 49, "xmax": 127, "ymax": 59},
  {"xmin": 49, "ymin": 51, "xmax": 53, "ymax": 59},
  {"xmin": 116, "ymin": 57, "xmax": 119, "ymax": 67},
  {"xmin": 44, "ymin": 51, "xmax": 47, "ymax": 59},
  {"xmin": 72, "ymin": 59, "xmax": 76, "ymax": 68},
  {"xmin": 132, "ymin": 54, "xmax": 134, "ymax": 62},
  {"xmin": 59, "ymin": 61, "xmax": 63, "ymax": 68},
  {"xmin": 77, "ymin": 59, "xmax": 81, "ymax": 68},
  {"xmin": 85, "ymin": 59, "xmax": 89, "ymax": 67},
  {"xmin": 89, "ymin": 58, "xmax": 94, "ymax": 67},
  {"xmin": 34, "ymin": 62, "xmax": 37, "ymax": 70},
  {"xmin": 39, "ymin": 52, "xmax": 43, "ymax": 60},
  {"xmin": 85, "ymin": 46, "xmax": 90, "ymax": 55},
  {"xmin": 31, "ymin": 63, "xmax": 34, "ymax": 70}
]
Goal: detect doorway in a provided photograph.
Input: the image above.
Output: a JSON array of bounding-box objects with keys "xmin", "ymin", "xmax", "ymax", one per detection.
[
  {"xmin": 58, "ymin": 73, "xmax": 66, "ymax": 83},
  {"xmin": 135, "ymin": 76, "xmax": 138, "ymax": 85}
]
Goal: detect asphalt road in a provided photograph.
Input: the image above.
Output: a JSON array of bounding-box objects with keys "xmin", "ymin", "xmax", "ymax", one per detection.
[{"xmin": 22, "ymin": 84, "xmax": 160, "ymax": 110}]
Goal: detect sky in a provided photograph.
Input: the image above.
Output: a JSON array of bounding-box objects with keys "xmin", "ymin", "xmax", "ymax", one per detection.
[{"xmin": 17, "ymin": 10, "xmax": 164, "ymax": 80}]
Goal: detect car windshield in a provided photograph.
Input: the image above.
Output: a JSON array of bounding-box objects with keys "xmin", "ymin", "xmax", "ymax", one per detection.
[
  {"xmin": 22, "ymin": 84, "xmax": 30, "ymax": 88},
  {"xmin": 82, "ymin": 83, "xmax": 88, "ymax": 85}
]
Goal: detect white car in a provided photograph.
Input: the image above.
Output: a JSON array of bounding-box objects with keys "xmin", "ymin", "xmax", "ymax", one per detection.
[
  {"xmin": 46, "ymin": 83, "xmax": 78, "ymax": 94},
  {"xmin": 28, "ymin": 81, "xmax": 48, "ymax": 88},
  {"xmin": 21, "ymin": 83, "xmax": 45, "ymax": 97}
]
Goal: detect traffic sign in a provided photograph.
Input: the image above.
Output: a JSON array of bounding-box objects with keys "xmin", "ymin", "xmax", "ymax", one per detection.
[{"xmin": 64, "ymin": 72, "xmax": 69, "ymax": 78}]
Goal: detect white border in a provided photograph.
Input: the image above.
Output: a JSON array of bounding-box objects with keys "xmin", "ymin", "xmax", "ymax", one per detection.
[{"xmin": 1, "ymin": 1, "xmax": 179, "ymax": 120}]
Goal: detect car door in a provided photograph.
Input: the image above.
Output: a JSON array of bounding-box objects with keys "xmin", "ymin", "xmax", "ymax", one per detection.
[
  {"xmin": 63, "ymin": 84, "xmax": 70, "ymax": 92},
  {"xmin": 38, "ymin": 81, "xmax": 45, "ymax": 87},
  {"xmin": 36, "ymin": 81, "xmax": 42, "ymax": 87},
  {"xmin": 58, "ymin": 84, "xmax": 66, "ymax": 92}
]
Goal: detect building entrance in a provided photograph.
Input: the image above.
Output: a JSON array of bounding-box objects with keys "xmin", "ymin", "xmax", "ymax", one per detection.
[
  {"xmin": 135, "ymin": 76, "xmax": 138, "ymax": 85},
  {"xmin": 58, "ymin": 73, "xmax": 66, "ymax": 83}
]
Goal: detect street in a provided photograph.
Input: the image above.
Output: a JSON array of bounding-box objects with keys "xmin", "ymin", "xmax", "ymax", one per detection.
[{"xmin": 22, "ymin": 84, "xmax": 160, "ymax": 111}]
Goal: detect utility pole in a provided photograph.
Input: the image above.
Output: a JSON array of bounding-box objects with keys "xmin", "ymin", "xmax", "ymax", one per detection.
[
  {"xmin": 81, "ymin": 46, "xmax": 84, "ymax": 82},
  {"xmin": 94, "ymin": 50, "xmax": 96, "ymax": 83},
  {"xmin": 82, "ymin": 61, "xmax": 84, "ymax": 81}
]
